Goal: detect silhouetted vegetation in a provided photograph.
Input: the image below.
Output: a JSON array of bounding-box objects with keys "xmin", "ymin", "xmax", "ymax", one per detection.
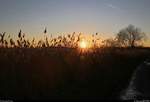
[
  {"xmin": 0, "ymin": 25, "xmax": 147, "ymax": 49},
  {"xmin": 0, "ymin": 47, "xmax": 150, "ymax": 100},
  {"xmin": 102, "ymin": 25, "xmax": 146, "ymax": 48},
  {"xmin": 116, "ymin": 25, "xmax": 146, "ymax": 47},
  {"xmin": 0, "ymin": 30, "xmax": 88, "ymax": 48},
  {"xmin": 0, "ymin": 25, "xmax": 150, "ymax": 100}
]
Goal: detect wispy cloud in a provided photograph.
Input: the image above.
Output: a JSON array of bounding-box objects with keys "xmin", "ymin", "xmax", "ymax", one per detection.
[{"xmin": 105, "ymin": 3, "xmax": 119, "ymax": 9}]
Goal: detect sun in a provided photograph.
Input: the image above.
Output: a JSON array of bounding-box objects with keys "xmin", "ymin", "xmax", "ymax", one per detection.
[{"xmin": 79, "ymin": 39, "xmax": 88, "ymax": 49}]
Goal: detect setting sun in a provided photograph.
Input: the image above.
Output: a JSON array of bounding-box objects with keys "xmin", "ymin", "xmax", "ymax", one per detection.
[{"xmin": 79, "ymin": 39, "xmax": 88, "ymax": 49}]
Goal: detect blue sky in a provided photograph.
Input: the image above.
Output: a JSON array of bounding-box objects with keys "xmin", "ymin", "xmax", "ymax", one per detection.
[{"xmin": 0, "ymin": 0, "xmax": 150, "ymax": 44}]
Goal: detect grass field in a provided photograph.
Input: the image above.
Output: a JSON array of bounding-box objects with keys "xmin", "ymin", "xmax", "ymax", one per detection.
[{"xmin": 0, "ymin": 47, "xmax": 150, "ymax": 100}]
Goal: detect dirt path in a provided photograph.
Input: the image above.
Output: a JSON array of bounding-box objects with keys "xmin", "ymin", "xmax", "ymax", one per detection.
[{"xmin": 120, "ymin": 58, "xmax": 150, "ymax": 100}]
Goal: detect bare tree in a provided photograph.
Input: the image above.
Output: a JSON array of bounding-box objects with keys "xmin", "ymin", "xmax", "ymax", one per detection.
[{"xmin": 116, "ymin": 24, "xmax": 146, "ymax": 47}]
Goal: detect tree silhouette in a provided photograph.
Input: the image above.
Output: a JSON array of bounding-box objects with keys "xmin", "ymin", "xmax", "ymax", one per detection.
[{"xmin": 116, "ymin": 25, "xmax": 146, "ymax": 47}]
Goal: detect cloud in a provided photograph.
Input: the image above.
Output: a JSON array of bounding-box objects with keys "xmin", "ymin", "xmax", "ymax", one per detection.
[{"xmin": 105, "ymin": 4, "xmax": 119, "ymax": 9}]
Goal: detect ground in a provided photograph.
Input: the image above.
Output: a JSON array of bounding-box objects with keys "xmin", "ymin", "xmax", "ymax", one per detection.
[{"xmin": 0, "ymin": 47, "xmax": 150, "ymax": 100}]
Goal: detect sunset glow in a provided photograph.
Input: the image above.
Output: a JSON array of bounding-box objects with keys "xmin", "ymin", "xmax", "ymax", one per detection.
[{"xmin": 79, "ymin": 39, "xmax": 88, "ymax": 49}]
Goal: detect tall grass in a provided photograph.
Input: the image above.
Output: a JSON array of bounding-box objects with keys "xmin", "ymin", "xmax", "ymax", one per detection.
[
  {"xmin": 0, "ymin": 30, "xmax": 100, "ymax": 49},
  {"xmin": 0, "ymin": 30, "xmax": 150, "ymax": 100}
]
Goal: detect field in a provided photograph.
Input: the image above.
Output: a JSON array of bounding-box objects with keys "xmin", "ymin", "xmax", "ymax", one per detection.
[{"xmin": 0, "ymin": 47, "xmax": 150, "ymax": 100}]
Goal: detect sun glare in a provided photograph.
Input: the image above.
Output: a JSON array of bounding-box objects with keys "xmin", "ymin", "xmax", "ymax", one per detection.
[{"xmin": 79, "ymin": 39, "xmax": 88, "ymax": 49}]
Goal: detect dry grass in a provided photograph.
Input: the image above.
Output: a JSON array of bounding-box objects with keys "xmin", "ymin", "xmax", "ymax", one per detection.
[{"xmin": 0, "ymin": 47, "xmax": 150, "ymax": 100}]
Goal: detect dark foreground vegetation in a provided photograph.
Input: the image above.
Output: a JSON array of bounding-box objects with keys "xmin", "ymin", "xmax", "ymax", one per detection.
[{"xmin": 0, "ymin": 47, "xmax": 150, "ymax": 100}]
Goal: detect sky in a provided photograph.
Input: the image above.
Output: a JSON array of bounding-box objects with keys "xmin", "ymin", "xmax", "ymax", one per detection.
[{"xmin": 0, "ymin": 0, "xmax": 150, "ymax": 46}]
